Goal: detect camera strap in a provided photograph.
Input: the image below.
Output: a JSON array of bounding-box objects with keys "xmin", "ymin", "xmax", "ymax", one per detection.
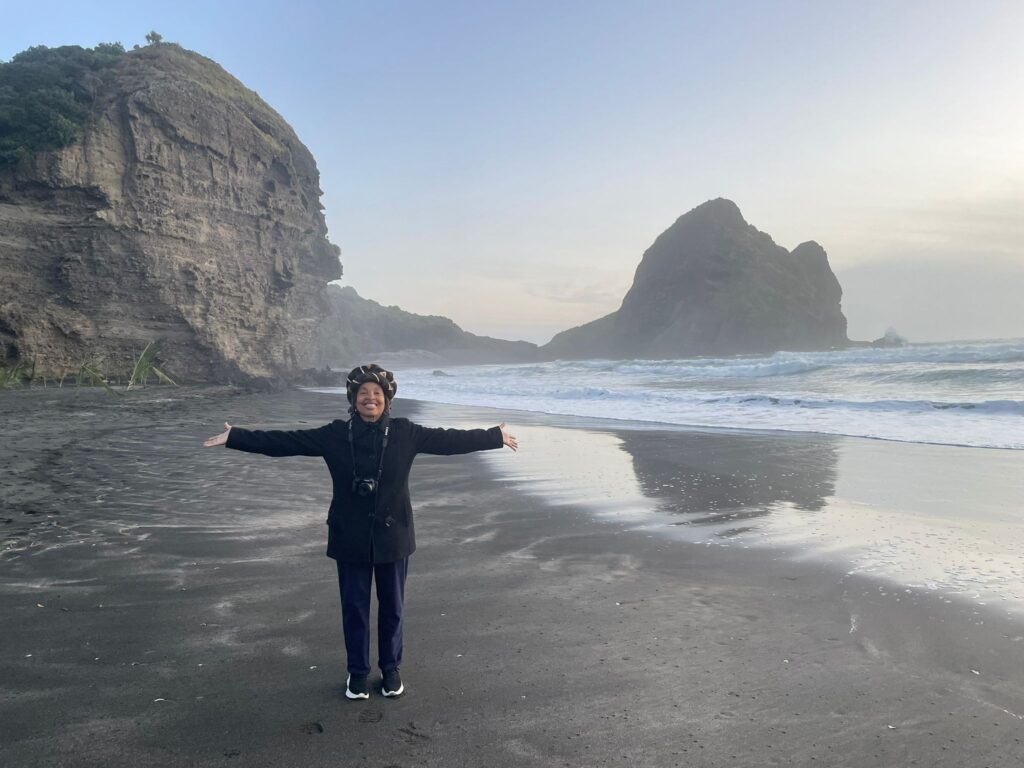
[{"xmin": 348, "ymin": 418, "xmax": 390, "ymax": 488}]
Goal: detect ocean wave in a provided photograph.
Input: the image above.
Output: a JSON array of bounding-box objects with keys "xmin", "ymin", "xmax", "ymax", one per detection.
[
  {"xmin": 850, "ymin": 365, "xmax": 1024, "ymax": 384},
  {"xmin": 542, "ymin": 340, "xmax": 1024, "ymax": 376},
  {"xmin": 702, "ymin": 394, "xmax": 1024, "ymax": 416},
  {"xmin": 766, "ymin": 341, "xmax": 1024, "ymax": 368},
  {"xmin": 533, "ymin": 357, "xmax": 828, "ymax": 380},
  {"xmin": 393, "ymin": 338, "xmax": 1024, "ymax": 450}
]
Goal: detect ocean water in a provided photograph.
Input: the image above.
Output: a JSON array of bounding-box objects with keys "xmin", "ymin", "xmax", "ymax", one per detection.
[{"xmin": 393, "ymin": 339, "xmax": 1024, "ymax": 450}]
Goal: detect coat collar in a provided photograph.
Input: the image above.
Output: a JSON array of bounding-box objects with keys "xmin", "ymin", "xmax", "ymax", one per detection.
[{"xmin": 351, "ymin": 412, "xmax": 390, "ymax": 438}]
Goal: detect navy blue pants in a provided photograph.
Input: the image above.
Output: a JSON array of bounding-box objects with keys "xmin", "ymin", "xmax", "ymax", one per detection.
[{"xmin": 335, "ymin": 558, "xmax": 408, "ymax": 676}]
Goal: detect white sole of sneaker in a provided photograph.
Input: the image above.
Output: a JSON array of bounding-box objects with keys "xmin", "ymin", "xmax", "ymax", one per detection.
[
  {"xmin": 345, "ymin": 675, "xmax": 369, "ymax": 700},
  {"xmin": 382, "ymin": 684, "xmax": 404, "ymax": 698}
]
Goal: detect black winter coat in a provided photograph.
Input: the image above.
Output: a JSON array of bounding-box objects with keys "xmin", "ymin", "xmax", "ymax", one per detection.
[{"xmin": 226, "ymin": 414, "xmax": 503, "ymax": 563}]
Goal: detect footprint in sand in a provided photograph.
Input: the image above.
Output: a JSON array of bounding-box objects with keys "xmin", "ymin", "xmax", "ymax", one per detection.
[{"xmin": 399, "ymin": 721, "xmax": 431, "ymax": 743}]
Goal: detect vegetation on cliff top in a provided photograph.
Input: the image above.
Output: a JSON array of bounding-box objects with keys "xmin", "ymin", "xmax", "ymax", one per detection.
[
  {"xmin": 0, "ymin": 42, "xmax": 126, "ymax": 166},
  {"xmin": 0, "ymin": 37, "xmax": 287, "ymax": 168}
]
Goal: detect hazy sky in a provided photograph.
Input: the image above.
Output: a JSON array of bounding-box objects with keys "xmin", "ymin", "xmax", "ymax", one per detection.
[{"xmin": 4, "ymin": 1, "xmax": 1022, "ymax": 344}]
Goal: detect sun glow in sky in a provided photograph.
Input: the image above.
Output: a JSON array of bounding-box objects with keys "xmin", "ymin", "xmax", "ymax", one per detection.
[{"xmin": 4, "ymin": 1, "xmax": 1023, "ymax": 344}]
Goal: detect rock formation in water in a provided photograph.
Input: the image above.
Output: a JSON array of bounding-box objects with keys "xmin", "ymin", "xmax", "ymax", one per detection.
[
  {"xmin": 0, "ymin": 43, "xmax": 341, "ymax": 383},
  {"xmin": 318, "ymin": 285, "xmax": 538, "ymax": 367},
  {"xmin": 543, "ymin": 198, "xmax": 848, "ymax": 359},
  {"xmin": 871, "ymin": 328, "xmax": 907, "ymax": 348}
]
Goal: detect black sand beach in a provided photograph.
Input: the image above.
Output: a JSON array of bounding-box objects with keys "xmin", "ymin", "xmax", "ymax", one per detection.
[{"xmin": 2, "ymin": 387, "xmax": 1023, "ymax": 767}]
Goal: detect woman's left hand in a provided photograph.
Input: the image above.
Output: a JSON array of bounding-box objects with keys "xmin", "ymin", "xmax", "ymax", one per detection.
[{"xmin": 499, "ymin": 423, "xmax": 518, "ymax": 452}]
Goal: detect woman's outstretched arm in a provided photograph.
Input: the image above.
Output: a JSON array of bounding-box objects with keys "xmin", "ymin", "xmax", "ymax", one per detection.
[
  {"xmin": 202, "ymin": 421, "xmax": 337, "ymax": 457},
  {"xmin": 412, "ymin": 421, "xmax": 518, "ymax": 455}
]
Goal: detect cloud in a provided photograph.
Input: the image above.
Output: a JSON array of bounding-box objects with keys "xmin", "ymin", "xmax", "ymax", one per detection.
[{"xmin": 834, "ymin": 190, "xmax": 1024, "ymax": 266}]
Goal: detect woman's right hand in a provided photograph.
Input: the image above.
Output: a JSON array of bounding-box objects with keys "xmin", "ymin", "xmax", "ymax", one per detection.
[{"xmin": 203, "ymin": 422, "xmax": 233, "ymax": 448}]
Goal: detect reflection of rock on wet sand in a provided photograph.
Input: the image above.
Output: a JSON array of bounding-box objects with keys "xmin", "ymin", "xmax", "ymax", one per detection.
[
  {"xmin": 421, "ymin": 401, "xmax": 1024, "ymax": 612},
  {"xmin": 619, "ymin": 425, "xmax": 1024, "ymax": 612},
  {"xmin": 470, "ymin": 407, "xmax": 840, "ymax": 540},
  {"xmin": 617, "ymin": 429, "xmax": 839, "ymax": 533}
]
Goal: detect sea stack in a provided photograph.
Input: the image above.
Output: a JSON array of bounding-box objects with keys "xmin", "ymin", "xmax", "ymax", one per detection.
[
  {"xmin": 0, "ymin": 44, "xmax": 341, "ymax": 382},
  {"xmin": 543, "ymin": 198, "xmax": 848, "ymax": 359}
]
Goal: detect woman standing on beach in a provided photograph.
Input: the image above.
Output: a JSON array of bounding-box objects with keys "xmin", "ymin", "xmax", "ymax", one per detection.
[{"xmin": 202, "ymin": 364, "xmax": 518, "ymax": 700}]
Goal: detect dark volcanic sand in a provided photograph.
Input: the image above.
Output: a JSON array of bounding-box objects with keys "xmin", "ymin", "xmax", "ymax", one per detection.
[{"xmin": 1, "ymin": 387, "xmax": 1023, "ymax": 767}]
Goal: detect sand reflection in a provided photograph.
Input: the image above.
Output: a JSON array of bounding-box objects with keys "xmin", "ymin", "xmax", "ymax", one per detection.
[
  {"xmin": 759, "ymin": 440, "xmax": 1024, "ymax": 607},
  {"xmin": 484, "ymin": 425, "xmax": 654, "ymax": 520},
  {"xmin": 418, "ymin": 401, "xmax": 1024, "ymax": 614}
]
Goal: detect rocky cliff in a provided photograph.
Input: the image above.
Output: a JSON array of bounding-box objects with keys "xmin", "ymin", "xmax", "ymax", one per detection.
[
  {"xmin": 543, "ymin": 199, "xmax": 848, "ymax": 359},
  {"xmin": 317, "ymin": 285, "xmax": 538, "ymax": 367},
  {"xmin": 0, "ymin": 44, "xmax": 341, "ymax": 383}
]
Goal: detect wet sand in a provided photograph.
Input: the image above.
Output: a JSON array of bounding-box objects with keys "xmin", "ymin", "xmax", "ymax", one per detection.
[{"xmin": 2, "ymin": 386, "xmax": 1023, "ymax": 767}]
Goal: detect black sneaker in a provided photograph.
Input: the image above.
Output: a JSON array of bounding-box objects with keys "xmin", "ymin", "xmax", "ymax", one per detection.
[
  {"xmin": 346, "ymin": 674, "xmax": 369, "ymax": 700},
  {"xmin": 381, "ymin": 668, "xmax": 404, "ymax": 698}
]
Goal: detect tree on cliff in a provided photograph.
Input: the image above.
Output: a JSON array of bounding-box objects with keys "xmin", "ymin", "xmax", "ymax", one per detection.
[
  {"xmin": 145, "ymin": 31, "xmax": 163, "ymax": 45},
  {"xmin": 0, "ymin": 43, "xmax": 125, "ymax": 165}
]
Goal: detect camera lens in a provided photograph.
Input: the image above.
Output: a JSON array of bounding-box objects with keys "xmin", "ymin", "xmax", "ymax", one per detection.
[{"xmin": 352, "ymin": 477, "xmax": 376, "ymax": 497}]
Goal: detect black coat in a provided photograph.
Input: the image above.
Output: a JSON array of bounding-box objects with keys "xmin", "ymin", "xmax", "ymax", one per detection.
[{"xmin": 226, "ymin": 414, "xmax": 503, "ymax": 563}]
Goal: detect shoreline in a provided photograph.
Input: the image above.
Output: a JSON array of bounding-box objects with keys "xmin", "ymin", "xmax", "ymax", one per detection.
[
  {"xmin": 2, "ymin": 386, "xmax": 1023, "ymax": 766},
  {"xmin": 333, "ymin": 387, "xmax": 1024, "ymax": 452}
]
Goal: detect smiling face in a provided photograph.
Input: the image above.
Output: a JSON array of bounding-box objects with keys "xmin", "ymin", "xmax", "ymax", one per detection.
[{"xmin": 355, "ymin": 381, "xmax": 387, "ymax": 422}]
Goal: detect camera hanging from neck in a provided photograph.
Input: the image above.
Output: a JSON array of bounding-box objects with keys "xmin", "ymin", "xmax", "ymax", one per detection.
[{"xmin": 348, "ymin": 418, "xmax": 389, "ymax": 497}]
